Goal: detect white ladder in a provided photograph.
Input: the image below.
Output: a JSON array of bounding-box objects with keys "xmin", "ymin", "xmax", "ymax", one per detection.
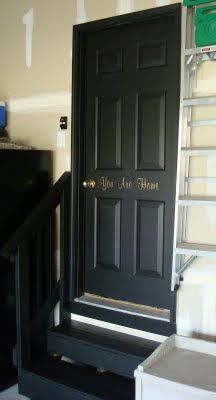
[{"xmin": 171, "ymin": 3, "xmax": 216, "ymax": 290}]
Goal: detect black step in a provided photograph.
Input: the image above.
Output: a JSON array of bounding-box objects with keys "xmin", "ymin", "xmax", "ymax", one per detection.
[
  {"xmin": 20, "ymin": 355, "xmax": 134, "ymax": 400},
  {"xmin": 47, "ymin": 320, "xmax": 159, "ymax": 378}
]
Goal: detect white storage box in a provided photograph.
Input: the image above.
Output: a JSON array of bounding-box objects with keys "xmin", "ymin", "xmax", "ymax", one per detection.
[{"xmin": 135, "ymin": 335, "xmax": 216, "ymax": 400}]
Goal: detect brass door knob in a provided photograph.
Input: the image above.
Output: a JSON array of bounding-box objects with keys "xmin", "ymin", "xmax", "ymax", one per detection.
[{"xmin": 83, "ymin": 179, "xmax": 96, "ymax": 189}]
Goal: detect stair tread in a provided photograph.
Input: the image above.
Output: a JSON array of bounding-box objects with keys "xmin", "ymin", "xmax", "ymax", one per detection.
[
  {"xmin": 183, "ymin": 96, "xmax": 216, "ymax": 106},
  {"xmin": 185, "ymin": 177, "xmax": 216, "ymax": 183},
  {"xmin": 189, "ymin": 119, "xmax": 216, "ymax": 127},
  {"xmin": 181, "ymin": 147, "xmax": 216, "ymax": 156},
  {"xmin": 181, "ymin": 146, "xmax": 216, "ymax": 151},
  {"xmin": 178, "ymin": 196, "xmax": 216, "ymax": 204},
  {"xmin": 185, "ymin": 46, "xmax": 216, "ymax": 56},
  {"xmin": 176, "ymin": 242, "xmax": 216, "ymax": 255},
  {"xmin": 48, "ymin": 320, "xmax": 159, "ymax": 359}
]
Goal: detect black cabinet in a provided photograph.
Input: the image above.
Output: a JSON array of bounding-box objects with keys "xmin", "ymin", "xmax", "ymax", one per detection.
[{"xmin": 0, "ymin": 149, "xmax": 51, "ymax": 389}]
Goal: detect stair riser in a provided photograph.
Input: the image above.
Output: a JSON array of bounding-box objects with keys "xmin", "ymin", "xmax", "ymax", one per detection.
[
  {"xmin": 48, "ymin": 333, "xmax": 142, "ymax": 378},
  {"xmin": 20, "ymin": 370, "xmax": 101, "ymax": 400}
]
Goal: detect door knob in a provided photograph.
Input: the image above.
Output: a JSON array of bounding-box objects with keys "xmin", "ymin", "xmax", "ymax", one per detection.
[{"xmin": 83, "ymin": 179, "xmax": 96, "ymax": 189}]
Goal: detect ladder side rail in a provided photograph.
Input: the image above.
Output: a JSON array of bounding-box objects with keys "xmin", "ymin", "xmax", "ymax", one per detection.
[
  {"xmin": 181, "ymin": 4, "xmax": 198, "ymax": 249},
  {"xmin": 171, "ymin": 6, "xmax": 188, "ymax": 291}
]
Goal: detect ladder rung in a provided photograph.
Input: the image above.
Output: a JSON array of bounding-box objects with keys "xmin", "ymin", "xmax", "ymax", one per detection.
[
  {"xmin": 181, "ymin": 147, "xmax": 216, "ymax": 156},
  {"xmin": 185, "ymin": 177, "xmax": 216, "ymax": 183},
  {"xmin": 189, "ymin": 119, "xmax": 216, "ymax": 127},
  {"xmin": 185, "ymin": 45, "xmax": 216, "ymax": 56},
  {"xmin": 183, "ymin": 96, "xmax": 216, "ymax": 106},
  {"xmin": 176, "ymin": 243, "xmax": 216, "ymax": 257},
  {"xmin": 178, "ymin": 196, "xmax": 216, "ymax": 206}
]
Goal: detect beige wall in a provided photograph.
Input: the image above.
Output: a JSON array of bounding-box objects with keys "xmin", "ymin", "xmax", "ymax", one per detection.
[
  {"xmin": 1, "ymin": 0, "xmax": 216, "ymax": 341},
  {"xmin": 0, "ymin": 0, "xmax": 179, "ymax": 180}
]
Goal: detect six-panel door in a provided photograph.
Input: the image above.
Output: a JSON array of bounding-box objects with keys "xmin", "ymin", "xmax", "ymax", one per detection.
[{"xmin": 84, "ymin": 15, "xmax": 179, "ymax": 310}]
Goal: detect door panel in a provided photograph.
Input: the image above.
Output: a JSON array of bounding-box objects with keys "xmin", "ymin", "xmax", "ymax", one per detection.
[
  {"xmin": 137, "ymin": 40, "xmax": 167, "ymax": 69},
  {"xmin": 135, "ymin": 92, "xmax": 166, "ymax": 170},
  {"xmin": 83, "ymin": 13, "xmax": 180, "ymax": 310},
  {"xmin": 135, "ymin": 201, "xmax": 164, "ymax": 277},
  {"xmin": 96, "ymin": 96, "xmax": 122, "ymax": 170},
  {"xmin": 95, "ymin": 197, "xmax": 121, "ymax": 271},
  {"xmin": 96, "ymin": 47, "xmax": 123, "ymax": 75}
]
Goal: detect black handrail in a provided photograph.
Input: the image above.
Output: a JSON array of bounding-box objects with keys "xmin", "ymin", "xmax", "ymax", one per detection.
[
  {"xmin": 7, "ymin": 171, "xmax": 71, "ymax": 373},
  {"xmin": 0, "ymin": 171, "xmax": 71, "ymax": 258}
]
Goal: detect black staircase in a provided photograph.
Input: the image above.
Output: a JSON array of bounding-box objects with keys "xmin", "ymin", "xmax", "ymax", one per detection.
[
  {"xmin": 0, "ymin": 149, "xmax": 51, "ymax": 390},
  {"xmin": 47, "ymin": 320, "xmax": 158, "ymax": 379},
  {"xmin": 0, "ymin": 171, "xmax": 160, "ymax": 399}
]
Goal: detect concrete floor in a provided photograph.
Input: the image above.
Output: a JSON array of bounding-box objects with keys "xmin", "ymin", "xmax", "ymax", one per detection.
[{"xmin": 0, "ymin": 385, "xmax": 29, "ymax": 400}]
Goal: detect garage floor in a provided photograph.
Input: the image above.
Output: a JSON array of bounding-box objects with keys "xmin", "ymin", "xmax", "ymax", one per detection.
[{"xmin": 0, "ymin": 385, "xmax": 29, "ymax": 400}]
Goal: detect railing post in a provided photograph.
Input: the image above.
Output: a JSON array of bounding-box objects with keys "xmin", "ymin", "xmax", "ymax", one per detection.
[
  {"xmin": 15, "ymin": 240, "xmax": 31, "ymax": 382},
  {"xmin": 43, "ymin": 213, "xmax": 55, "ymax": 328},
  {"xmin": 35, "ymin": 231, "xmax": 43, "ymax": 312},
  {"xmin": 60, "ymin": 176, "xmax": 71, "ymax": 323}
]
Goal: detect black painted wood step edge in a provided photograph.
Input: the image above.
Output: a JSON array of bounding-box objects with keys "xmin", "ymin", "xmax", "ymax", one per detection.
[
  {"xmin": 67, "ymin": 301, "xmax": 176, "ymax": 336},
  {"xmin": 47, "ymin": 320, "xmax": 159, "ymax": 378},
  {"xmin": 19, "ymin": 356, "xmax": 134, "ymax": 400}
]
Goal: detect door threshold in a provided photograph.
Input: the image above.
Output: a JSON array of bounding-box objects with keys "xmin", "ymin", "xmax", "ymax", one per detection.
[{"xmin": 74, "ymin": 293, "xmax": 170, "ymax": 322}]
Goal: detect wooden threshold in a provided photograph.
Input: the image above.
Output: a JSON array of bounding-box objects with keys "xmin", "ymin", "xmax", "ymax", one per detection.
[{"xmin": 74, "ymin": 293, "xmax": 170, "ymax": 322}]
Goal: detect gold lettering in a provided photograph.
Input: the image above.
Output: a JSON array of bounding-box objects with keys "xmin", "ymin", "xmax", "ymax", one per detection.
[
  {"xmin": 118, "ymin": 177, "xmax": 133, "ymax": 190},
  {"xmin": 100, "ymin": 176, "xmax": 113, "ymax": 191},
  {"xmin": 137, "ymin": 178, "xmax": 159, "ymax": 191},
  {"xmin": 100, "ymin": 176, "xmax": 159, "ymax": 191}
]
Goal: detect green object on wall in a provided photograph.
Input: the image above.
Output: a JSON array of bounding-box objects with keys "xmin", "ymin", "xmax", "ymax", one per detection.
[
  {"xmin": 195, "ymin": 5, "xmax": 216, "ymax": 46},
  {"xmin": 184, "ymin": 0, "xmax": 216, "ymax": 6}
]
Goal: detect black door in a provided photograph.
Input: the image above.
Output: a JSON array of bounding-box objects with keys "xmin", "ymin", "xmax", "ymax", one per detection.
[{"xmin": 81, "ymin": 10, "xmax": 180, "ymax": 311}]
